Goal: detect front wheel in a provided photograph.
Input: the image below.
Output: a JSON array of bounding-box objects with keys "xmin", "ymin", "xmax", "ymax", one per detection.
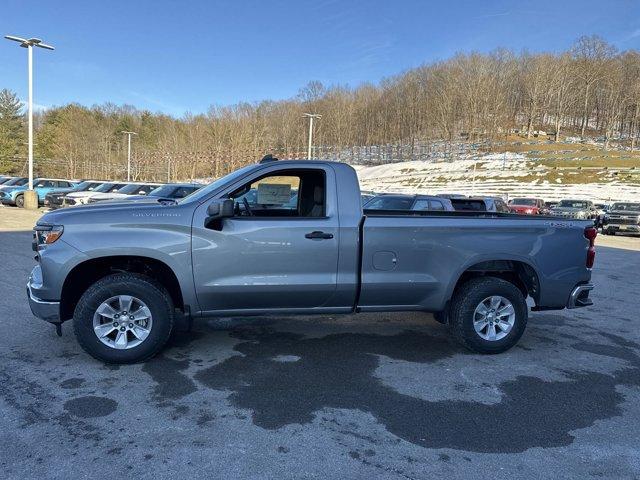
[
  {"xmin": 73, "ymin": 273, "xmax": 174, "ymax": 363},
  {"xmin": 449, "ymin": 277, "xmax": 527, "ymax": 354},
  {"xmin": 15, "ymin": 194, "xmax": 24, "ymax": 208}
]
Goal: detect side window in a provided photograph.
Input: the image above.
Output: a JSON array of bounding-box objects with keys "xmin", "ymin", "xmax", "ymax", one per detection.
[
  {"xmin": 413, "ymin": 199, "xmax": 445, "ymax": 211},
  {"xmin": 59, "ymin": 181, "xmax": 70, "ymax": 188},
  {"xmin": 36, "ymin": 180, "xmax": 54, "ymax": 188},
  {"xmin": 429, "ymin": 200, "xmax": 445, "ymax": 211},
  {"xmin": 228, "ymin": 169, "xmax": 325, "ymax": 218},
  {"xmin": 412, "ymin": 199, "xmax": 430, "ymax": 211}
]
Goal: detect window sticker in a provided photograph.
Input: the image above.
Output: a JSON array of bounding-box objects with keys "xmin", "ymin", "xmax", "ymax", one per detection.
[{"xmin": 257, "ymin": 183, "xmax": 292, "ymax": 205}]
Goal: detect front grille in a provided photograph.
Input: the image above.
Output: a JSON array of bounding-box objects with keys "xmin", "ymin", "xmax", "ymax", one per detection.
[{"xmin": 608, "ymin": 215, "xmax": 639, "ymax": 225}]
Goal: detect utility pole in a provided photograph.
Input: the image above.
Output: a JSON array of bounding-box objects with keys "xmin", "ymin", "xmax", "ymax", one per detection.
[
  {"xmin": 4, "ymin": 35, "xmax": 54, "ymax": 209},
  {"xmin": 121, "ymin": 131, "xmax": 137, "ymax": 181},
  {"xmin": 303, "ymin": 113, "xmax": 322, "ymax": 159}
]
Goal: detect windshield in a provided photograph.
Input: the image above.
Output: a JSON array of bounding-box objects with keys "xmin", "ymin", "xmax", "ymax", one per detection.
[
  {"xmin": 149, "ymin": 185, "xmax": 177, "ymax": 197},
  {"xmin": 511, "ymin": 198, "xmax": 536, "ymax": 206},
  {"xmin": 611, "ymin": 203, "xmax": 640, "ymax": 212},
  {"xmin": 557, "ymin": 200, "xmax": 588, "ymax": 208},
  {"xmin": 73, "ymin": 181, "xmax": 102, "ymax": 191},
  {"xmin": 149, "ymin": 184, "xmax": 201, "ymax": 198},
  {"xmin": 364, "ymin": 196, "xmax": 415, "ymax": 210},
  {"xmin": 2, "ymin": 177, "xmax": 28, "ymax": 187},
  {"xmin": 117, "ymin": 183, "xmax": 158, "ymax": 195},
  {"xmin": 179, "ymin": 165, "xmax": 259, "ymax": 204},
  {"xmin": 93, "ymin": 183, "xmax": 127, "ymax": 193}
]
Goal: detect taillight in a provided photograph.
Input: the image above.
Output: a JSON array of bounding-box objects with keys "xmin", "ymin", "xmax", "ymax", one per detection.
[{"xmin": 584, "ymin": 226, "xmax": 597, "ymax": 268}]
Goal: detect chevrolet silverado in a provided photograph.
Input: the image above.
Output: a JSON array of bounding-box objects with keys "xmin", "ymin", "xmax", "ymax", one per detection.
[{"xmin": 27, "ymin": 159, "xmax": 596, "ymax": 363}]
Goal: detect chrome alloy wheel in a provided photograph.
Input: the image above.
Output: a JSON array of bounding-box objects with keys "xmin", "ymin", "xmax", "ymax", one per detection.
[
  {"xmin": 473, "ymin": 295, "xmax": 515, "ymax": 341},
  {"xmin": 92, "ymin": 295, "xmax": 153, "ymax": 350}
]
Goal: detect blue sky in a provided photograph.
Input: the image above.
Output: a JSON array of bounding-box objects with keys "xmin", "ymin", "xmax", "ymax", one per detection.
[{"xmin": 1, "ymin": 0, "xmax": 638, "ymax": 117}]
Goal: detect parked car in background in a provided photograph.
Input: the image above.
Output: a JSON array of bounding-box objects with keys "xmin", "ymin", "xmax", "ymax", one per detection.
[
  {"xmin": 45, "ymin": 180, "xmax": 106, "ymax": 209},
  {"xmin": 508, "ymin": 198, "xmax": 549, "ymax": 215},
  {"xmin": 0, "ymin": 178, "xmax": 78, "ymax": 207},
  {"xmin": 450, "ymin": 197, "xmax": 510, "ymax": 213},
  {"xmin": 545, "ymin": 201, "xmax": 559, "ymax": 210},
  {"xmin": 364, "ymin": 194, "xmax": 454, "ymax": 212},
  {"xmin": 63, "ymin": 182, "xmax": 128, "ymax": 206},
  {"xmin": 0, "ymin": 176, "xmax": 13, "ymax": 185},
  {"xmin": 360, "ymin": 190, "xmax": 377, "ymax": 205},
  {"xmin": 550, "ymin": 200, "xmax": 597, "ymax": 220},
  {"xmin": 594, "ymin": 203, "xmax": 610, "ymax": 229},
  {"xmin": 87, "ymin": 182, "xmax": 163, "ymax": 203},
  {"xmin": 121, "ymin": 182, "xmax": 203, "ymax": 202},
  {"xmin": 0, "ymin": 176, "xmax": 28, "ymax": 190},
  {"xmin": 602, "ymin": 202, "xmax": 640, "ymax": 235}
]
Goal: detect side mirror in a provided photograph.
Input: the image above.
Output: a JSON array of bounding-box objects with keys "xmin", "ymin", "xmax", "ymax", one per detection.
[{"xmin": 207, "ymin": 199, "xmax": 234, "ymax": 219}]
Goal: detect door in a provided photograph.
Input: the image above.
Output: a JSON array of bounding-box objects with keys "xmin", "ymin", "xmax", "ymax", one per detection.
[{"xmin": 191, "ymin": 166, "xmax": 340, "ymax": 313}]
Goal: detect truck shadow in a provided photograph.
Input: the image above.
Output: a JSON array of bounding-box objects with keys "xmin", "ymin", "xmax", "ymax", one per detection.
[{"xmin": 146, "ymin": 312, "xmax": 640, "ymax": 453}]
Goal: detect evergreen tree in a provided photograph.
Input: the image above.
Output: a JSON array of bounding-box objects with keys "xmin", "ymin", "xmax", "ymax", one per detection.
[{"xmin": 0, "ymin": 89, "xmax": 24, "ymax": 171}]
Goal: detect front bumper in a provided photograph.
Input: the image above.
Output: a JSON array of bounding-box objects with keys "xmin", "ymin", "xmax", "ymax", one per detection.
[
  {"xmin": 606, "ymin": 223, "xmax": 640, "ymax": 233},
  {"xmin": 567, "ymin": 283, "xmax": 594, "ymax": 309},
  {"xmin": 0, "ymin": 194, "xmax": 15, "ymax": 205},
  {"xmin": 27, "ymin": 266, "xmax": 61, "ymax": 323}
]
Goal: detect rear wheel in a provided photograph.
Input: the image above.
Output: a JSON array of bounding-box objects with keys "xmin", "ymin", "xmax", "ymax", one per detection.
[
  {"xmin": 73, "ymin": 273, "xmax": 174, "ymax": 363},
  {"xmin": 15, "ymin": 194, "xmax": 24, "ymax": 208},
  {"xmin": 449, "ymin": 277, "xmax": 527, "ymax": 354}
]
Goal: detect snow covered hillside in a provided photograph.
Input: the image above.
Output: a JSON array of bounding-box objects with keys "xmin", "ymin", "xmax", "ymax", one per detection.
[{"xmin": 353, "ymin": 153, "xmax": 640, "ymax": 202}]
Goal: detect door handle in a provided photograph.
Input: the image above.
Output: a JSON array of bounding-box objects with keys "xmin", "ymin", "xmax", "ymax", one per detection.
[{"xmin": 305, "ymin": 231, "xmax": 334, "ymax": 240}]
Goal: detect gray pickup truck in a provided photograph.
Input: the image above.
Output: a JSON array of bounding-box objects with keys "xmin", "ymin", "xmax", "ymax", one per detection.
[{"xmin": 28, "ymin": 159, "xmax": 597, "ymax": 363}]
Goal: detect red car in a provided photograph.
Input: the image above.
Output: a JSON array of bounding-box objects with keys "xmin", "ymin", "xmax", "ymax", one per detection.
[{"xmin": 508, "ymin": 198, "xmax": 548, "ymax": 215}]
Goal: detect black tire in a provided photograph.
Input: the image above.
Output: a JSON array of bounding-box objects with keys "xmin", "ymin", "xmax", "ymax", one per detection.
[
  {"xmin": 73, "ymin": 273, "xmax": 174, "ymax": 363},
  {"xmin": 449, "ymin": 277, "xmax": 527, "ymax": 354},
  {"xmin": 15, "ymin": 194, "xmax": 24, "ymax": 208}
]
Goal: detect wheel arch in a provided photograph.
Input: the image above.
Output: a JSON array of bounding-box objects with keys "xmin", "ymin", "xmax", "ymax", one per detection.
[
  {"xmin": 60, "ymin": 255, "xmax": 185, "ymax": 321},
  {"xmin": 445, "ymin": 256, "xmax": 541, "ymax": 308}
]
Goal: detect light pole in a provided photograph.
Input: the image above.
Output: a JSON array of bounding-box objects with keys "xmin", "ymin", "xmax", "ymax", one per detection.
[
  {"xmin": 303, "ymin": 113, "xmax": 321, "ymax": 159},
  {"xmin": 121, "ymin": 131, "xmax": 137, "ymax": 181},
  {"xmin": 4, "ymin": 35, "xmax": 54, "ymax": 208}
]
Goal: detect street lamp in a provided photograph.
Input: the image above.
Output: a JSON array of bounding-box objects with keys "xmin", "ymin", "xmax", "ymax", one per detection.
[
  {"xmin": 121, "ymin": 131, "xmax": 137, "ymax": 181},
  {"xmin": 4, "ymin": 35, "xmax": 54, "ymax": 208},
  {"xmin": 303, "ymin": 113, "xmax": 321, "ymax": 159}
]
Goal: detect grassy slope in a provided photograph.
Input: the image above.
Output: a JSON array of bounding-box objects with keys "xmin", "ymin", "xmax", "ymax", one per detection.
[{"xmin": 478, "ymin": 137, "xmax": 640, "ymax": 184}]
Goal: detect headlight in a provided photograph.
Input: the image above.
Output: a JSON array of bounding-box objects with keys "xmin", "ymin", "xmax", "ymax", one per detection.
[{"xmin": 34, "ymin": 224, "xmax": 64, "ymax": 247}]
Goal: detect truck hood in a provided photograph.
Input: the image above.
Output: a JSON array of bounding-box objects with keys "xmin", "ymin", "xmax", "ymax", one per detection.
[
  {"xmin": 89, "ymin": 192, "xmax": 131, "ymax": 201},
  {"xmin": 510, "ymin": 204, "xmax": 539, "ymax": 211},
  {"xmin": 39, "ymin": 198, "xmax": 179, "ymax": 225},
  {"xmin": 552, "ymin": 207, "xmax": 585, "ymax": 212},
  {"xmin": 65, "ymin": 191, "xmax": 102, "ymax": 199}
]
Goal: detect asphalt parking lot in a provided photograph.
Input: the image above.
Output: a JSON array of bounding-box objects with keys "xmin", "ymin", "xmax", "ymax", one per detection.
[{"xmin": 1, "ymin": 208, "xmax": 640, "ymax": 479}]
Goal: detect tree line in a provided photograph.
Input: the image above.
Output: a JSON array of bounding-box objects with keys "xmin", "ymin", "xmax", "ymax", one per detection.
[{"xmin": 0, "ymin": 34, "xmax": 638, "ymax": 181}]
